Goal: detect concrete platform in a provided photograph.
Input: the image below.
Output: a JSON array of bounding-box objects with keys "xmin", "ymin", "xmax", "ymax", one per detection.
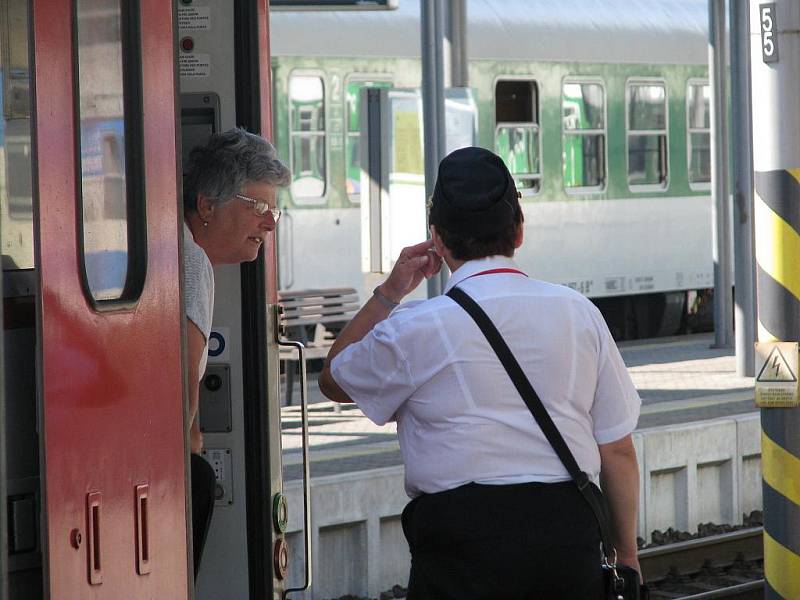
[
  {"xmin": 279, "ymin": 333, "xmax": 761, "ymax": 599},
  {"xmin": 280, "ymin": 333, "xmax": 756, "ymax": 477}
]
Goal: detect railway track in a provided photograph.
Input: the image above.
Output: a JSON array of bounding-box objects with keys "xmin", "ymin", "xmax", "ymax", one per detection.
[{"xmin": 640, "ymin": 527, "xmax": 763, "ymax": 599}]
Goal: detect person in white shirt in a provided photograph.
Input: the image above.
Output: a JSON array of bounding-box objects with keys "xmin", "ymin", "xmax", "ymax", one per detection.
[
  {"xmin": 319, "ymin": 147, "xmax": 641, "ymax": 599},
  {"xmin": 183, "ymin": 128, "xmax": 289, "ymax": 577}
]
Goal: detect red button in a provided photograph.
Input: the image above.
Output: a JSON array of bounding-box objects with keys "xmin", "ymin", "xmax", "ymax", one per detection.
[{"xmin": 180, "ymin": 37, "xmax": 194, "ymax": 53}]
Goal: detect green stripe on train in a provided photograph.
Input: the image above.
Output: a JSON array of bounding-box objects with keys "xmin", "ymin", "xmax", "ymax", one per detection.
[{"xmin": 271, "ymin": 56, "xmax": 709, "ymax": 210}]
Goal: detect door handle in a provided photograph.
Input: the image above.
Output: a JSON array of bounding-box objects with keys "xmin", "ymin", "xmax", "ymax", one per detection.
[
  {"xmin": 86, "ymin": 491, "xmax": 102, "ymax": 585},
  {"xmin": 276, "ymin": 335, "xmax": 312, "ymax": 597},
  {"xmin": 135, "ymin": 484, "xmax": 150, "ymax": 575}
]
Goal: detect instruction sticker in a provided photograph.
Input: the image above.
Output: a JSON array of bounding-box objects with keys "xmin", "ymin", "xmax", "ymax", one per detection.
[
  {"xmin": 178, "ymin": 6, "xmax": 211, "ymax": 31},
  {"xmin": 179, "ymin": 53, "xmax": 211, "ymax": 78},
  {"xmin": 755, "ymin": 341, "xmax": 799, "ymax": 407}
]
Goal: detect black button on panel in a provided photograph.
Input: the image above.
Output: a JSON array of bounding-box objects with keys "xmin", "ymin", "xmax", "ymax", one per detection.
[
  {"xmin": 204, "ymin": 373, "xmax": 223, "ymax": 392},
  {"xmin": 199, "ymin": 364, "xmax": 232, "ymax": 433}
]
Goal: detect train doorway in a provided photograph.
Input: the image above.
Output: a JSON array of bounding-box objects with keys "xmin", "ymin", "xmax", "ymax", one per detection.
[{"xmin": 178, "ymin": 1, "xmax": 287, "ymax": 597}]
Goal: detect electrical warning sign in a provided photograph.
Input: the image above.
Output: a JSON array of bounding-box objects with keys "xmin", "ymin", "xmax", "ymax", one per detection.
[{"xmin": 756, "ymin": 341, "xmax": 800, "ymax": 407}]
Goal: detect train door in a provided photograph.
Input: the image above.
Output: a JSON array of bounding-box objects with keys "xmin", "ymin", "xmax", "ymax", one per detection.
[
  {"xmin": 178, "ymin": 2, "xmax": 290, "ymax": 599},
  {"xmin": 31, "ymin": 0, "xmax": 188, "ymax": 598},
  {"xmin": 360, "ymin": 87, "xmax": 477, "ymax": 277}
]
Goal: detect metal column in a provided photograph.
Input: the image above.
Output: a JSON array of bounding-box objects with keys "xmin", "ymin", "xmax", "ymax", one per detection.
[
  {"xmin": 427, "ymin": 0, "xmax": 469, "ymax": 294},
  {"xmin": 422, "ymin": 0, "xmax": 447, "ymax": 298},
  {"xmin": 710, "ymin": 0, "xmax": 734, "ymax": 348},
  {"xmin": 446, "ymin": 0, "xmax": 468, "ymax": 88},
  {"xmin": 750, "ymin": 1, "xmax": 800, "ymax": 597},
  {"xmin": 731, "ymin": 0, "xmax": 756, "ymax": 376}
]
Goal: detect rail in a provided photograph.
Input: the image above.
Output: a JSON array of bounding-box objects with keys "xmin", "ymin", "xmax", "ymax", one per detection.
[
  {"xmin": 640, "ymin": 527, "xmax": 763, "ymax": 599},
  {"xmin": 640, "ymin": 527, "xmax": 762, "ymax": 580},
  {"xmin": 679, "ymin": 580, "xmax": 763, "ymax": 599}
]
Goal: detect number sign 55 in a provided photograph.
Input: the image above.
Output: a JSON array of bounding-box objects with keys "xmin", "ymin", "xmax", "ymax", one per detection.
[{"xmin": 760, "ymin": 3, "xmax": 779, "ymax": 64}]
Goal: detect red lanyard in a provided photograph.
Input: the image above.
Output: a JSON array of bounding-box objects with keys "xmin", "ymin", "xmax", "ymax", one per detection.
[{"xmin": 461, "ymin": 268, "xmax": 528, "ymax": 282}]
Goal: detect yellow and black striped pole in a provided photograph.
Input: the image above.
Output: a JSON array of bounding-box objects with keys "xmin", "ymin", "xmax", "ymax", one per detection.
[{"xmin": 750, "ymin": 1, "xmax": 800, "ymax": 597}]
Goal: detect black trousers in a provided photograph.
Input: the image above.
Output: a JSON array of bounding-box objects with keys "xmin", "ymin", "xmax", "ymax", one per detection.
[
  {"xmin": 401, "ymin": 481, "xmax": 604, "ymax": 600},
  {"xmin": 191, "ymin": 453, "xmax": 217, "ymax": 578}
]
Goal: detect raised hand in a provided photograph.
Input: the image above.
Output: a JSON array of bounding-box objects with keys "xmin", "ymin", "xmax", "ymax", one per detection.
[{"xmin": 379, "ymin": 239, "xmax": 443, "ymax": 303}]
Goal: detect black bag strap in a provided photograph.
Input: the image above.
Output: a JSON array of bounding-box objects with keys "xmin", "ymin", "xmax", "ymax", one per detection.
[{"xmin": 446, "ymin": 285, "xmax": 617, "ymax": 561}]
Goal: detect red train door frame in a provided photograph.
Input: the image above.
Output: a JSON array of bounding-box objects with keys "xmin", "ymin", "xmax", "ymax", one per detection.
[
  {"xmin": 236, "ymin": 1, "xmax": 287, "ymax": 596},
  {"xmin": 32, "ymin": 1, "xmax": 188, "ymax": 598}
]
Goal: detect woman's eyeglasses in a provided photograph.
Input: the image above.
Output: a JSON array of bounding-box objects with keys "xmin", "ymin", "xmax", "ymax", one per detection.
[{"xmin": 234, "ymin": 193, "xmax": 281, "ymax": 222}]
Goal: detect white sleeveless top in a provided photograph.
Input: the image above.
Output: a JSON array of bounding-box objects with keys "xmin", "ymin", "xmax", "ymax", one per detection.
[{"xmin": 183, "ymin": 222, "xmax": 215, "ymax": 378}]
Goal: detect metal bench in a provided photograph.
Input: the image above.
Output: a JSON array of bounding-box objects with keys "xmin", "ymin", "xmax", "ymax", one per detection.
[{"xmin": 278, "ymin": 287, "xmax": 360, "ymax": 405}]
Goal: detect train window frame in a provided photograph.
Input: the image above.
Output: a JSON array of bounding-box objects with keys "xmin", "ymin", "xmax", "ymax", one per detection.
[
  {"xmin": 561, "ymin": 77, "xmax": 607, "ymax": 195},
  {"xmin": 686, "ymin": 78, "xmax": 711, "ymax": 191},
  {"xmin": 343, "ymin": 74, "xmax": 393, "ymax": 205},
  {"xmin": 73, "ymin": 0, "xmax": 147, "ymax": 311},
  {"xmin": 493, "ymin": 76, "xmax": 542, "ymax": 196},
  {"xmin": 288, "ymin": 70, "xmax": 328, "ymax": 206},
  {"xmin": 625, "ymin": 77, "xmax": 670, "ymax": 193}
]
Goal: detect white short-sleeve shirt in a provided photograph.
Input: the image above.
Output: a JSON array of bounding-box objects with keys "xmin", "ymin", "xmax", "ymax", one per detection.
[
  {"xmin": 183, "ymin": 222, "xmax": 215, "ymax": 378},
  {"xmin": 331, "ymin": 255, "xmax": 641, "ymax": 498}
]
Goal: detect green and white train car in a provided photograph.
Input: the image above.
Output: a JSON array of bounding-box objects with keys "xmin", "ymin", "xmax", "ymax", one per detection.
[{"xmin": 270, "ymin": 0, "xmax": 713, "ymax": 338}]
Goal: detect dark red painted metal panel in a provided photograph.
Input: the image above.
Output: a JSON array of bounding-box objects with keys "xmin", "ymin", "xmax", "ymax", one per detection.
[{"xmin": 32, "ymin": 0, "xmax": 188, "ymax": 597}]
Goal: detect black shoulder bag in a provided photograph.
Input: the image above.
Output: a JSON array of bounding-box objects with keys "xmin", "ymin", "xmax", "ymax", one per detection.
[{"xmin": 447, "ymin": 286, "xmax": 646, "ymax": 600}]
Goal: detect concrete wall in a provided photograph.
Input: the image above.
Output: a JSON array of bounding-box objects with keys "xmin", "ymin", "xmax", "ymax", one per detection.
[
  {"xmin": 284, "ymin": 468, "xmax": 408, "ymax": 599},
  {"xmin": 637, "ymin": 414, "xmax": 761, "ymax": 534},
  {"xmin": 284, "ymin": 413, "xmax": 761, "ymax": 599}
]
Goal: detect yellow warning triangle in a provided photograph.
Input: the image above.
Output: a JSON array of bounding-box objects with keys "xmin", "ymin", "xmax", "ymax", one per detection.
[{"xmin": 757, "ymin": 347, "xmax": 798, "ymax": 383}]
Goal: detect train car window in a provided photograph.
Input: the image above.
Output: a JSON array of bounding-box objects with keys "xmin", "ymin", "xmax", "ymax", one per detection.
[
  {"xmin": 1, "ymin": 0, "xmax": 34, "ymax": 271},
  {"xmin": 345, "ymin": 78, "xmax": 391, "ymax": 203},
  {"xmin": 562, "ymin": 80, "xmax": 606, "ymax": 191},
  {"xmin": 494, "ymin": 80, "xmax": 540, "ymax": 194},
  {"xmin": 289, "ymin": 74, "xmax": 327, "ymax": 203},
  {"xmin": 76, "ymin": 0, "xmax": 145, "ymax": 304},
  {"xmin": 686, "ymin": 81, "xmax": 711, "ymax": 188},
  {"xmin": 626, "ymin": 81, "xmax": 668, "ymax": 189}
]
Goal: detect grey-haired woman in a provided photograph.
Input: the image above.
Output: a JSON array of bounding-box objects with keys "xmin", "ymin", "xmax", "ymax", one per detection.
[{"xmin": 182, "ymin": 128, "xmax": 290, "ymax": 577}]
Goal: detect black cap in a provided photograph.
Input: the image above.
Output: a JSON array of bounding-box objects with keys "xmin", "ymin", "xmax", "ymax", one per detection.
[{"xmin": 429, "ymin": 147, "xmax": 519, "ymax": 236}]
